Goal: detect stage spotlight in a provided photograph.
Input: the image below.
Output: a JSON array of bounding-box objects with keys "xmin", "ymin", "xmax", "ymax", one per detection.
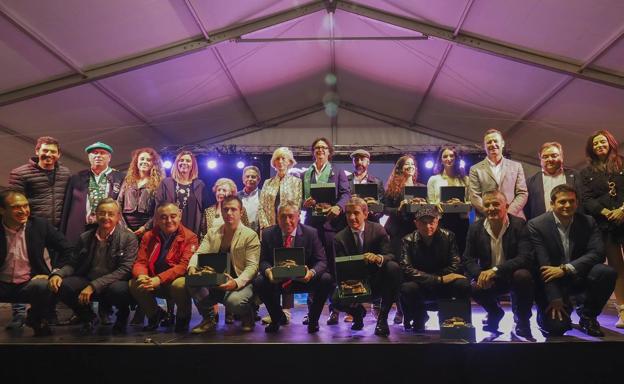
[
  {"xmin": 207, "ymin": 159, "xmax": 217, "ymax": 170},
  {"xmin": 163, "ymin": 160, "xmax": 173, "ymax": 169},
  {"xmin": 425, "ymin": 160, "xmax": 434, "ymax": 169},
  {"xmin": 236, "ymin": 161, "xmax": 245, "ymax": 169},
  {"xmin": 459, "ymin": 160, "xmax": 466, "ymax": 168}
]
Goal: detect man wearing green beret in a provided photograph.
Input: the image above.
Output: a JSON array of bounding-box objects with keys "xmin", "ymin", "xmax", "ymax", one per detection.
[{"xmin": 61, "ymin": 142, "xmax": 125, "ymax": 246}]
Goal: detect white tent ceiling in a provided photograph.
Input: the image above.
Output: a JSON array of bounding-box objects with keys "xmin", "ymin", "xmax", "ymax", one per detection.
[{"xmin": 1, "ymin": 0, "xmax": 623, "ymax": 185}]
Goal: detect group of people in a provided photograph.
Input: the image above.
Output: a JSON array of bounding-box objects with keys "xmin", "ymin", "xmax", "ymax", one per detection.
[{"xmin": 1, "ymin": 128, "xmax": 623, "ymax": 340}]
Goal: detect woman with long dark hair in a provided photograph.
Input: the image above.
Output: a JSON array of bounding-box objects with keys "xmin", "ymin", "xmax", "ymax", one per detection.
[
  {"xmin": 581, "ymin": 130, "xmax": 624, "ymax": 328},
  {"xmin": 426, "ymin": 146, "xmax": 470, "ymax": 254}
]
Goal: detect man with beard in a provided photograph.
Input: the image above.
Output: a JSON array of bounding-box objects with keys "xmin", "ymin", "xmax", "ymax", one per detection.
[
  {"xmin": 348, "ymin": 149, "xmax": 384, "ymax": 223},
  {"xmin": 238, "ymin": 166, "xmax": 261, "ymax": 233},
  {"xmin": 469, "ymin": 129, "xmax": 528, "ymax": 219},
  {"xmin": 524, "ymin": 142, "xmax": 583, "ymax": 220},
  {"xmin": 7, "ymin": 136, "xmax": 71, "ymax": 328}
]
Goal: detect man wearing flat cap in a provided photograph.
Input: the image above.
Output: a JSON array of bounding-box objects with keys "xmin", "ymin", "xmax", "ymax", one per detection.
[
  {"xmin": 61, "ymin": 142, "xmax": 125, "ymax": 246},
  {"xmin": 348, "ymin": 149, "xmax": 384, "ymax": 223},
  {"xmin": 399, "ymin": 204, "xmax": 469, "ymax": 332}
]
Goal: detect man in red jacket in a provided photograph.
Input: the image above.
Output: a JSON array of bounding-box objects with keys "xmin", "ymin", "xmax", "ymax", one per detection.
[{"xmin": 129, "ymin": 202, "xmax": 198, "ymax": 333}]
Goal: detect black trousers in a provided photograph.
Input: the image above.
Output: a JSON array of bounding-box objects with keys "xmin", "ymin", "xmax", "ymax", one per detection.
[
  {"xmin": 0, "ymin": 279, "xmax": 52, "ymax": 324},
  {"xmin": 400, "ymin": 278, "xmax": 471, "ymax": 322},
  {"xmin": 471, "ymin": 269, "xmax": 534, "ymax": 323},
  {"xmin": 254, "ymin": 271, "xmax": 334, "ymax": 325},
  {"xmin": 332, "ymin": 260, "xmax": 402, "ymax": 321},
  {"xmin": 57, "ymin": 276, "xmax": 133, "ymax": 322},
  {"xmin": 536, "ymin": 264, "xmax": 616, "ymax": 335}
]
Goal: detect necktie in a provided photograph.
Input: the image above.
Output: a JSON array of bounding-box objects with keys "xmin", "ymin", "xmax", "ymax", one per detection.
[
  {"xmin": 355, "ymin": 231, "xmax": 363, "ymax": 253},
  {"xmin": 284, "ymin": 235, "xmax": 293, "ymax": 248}
]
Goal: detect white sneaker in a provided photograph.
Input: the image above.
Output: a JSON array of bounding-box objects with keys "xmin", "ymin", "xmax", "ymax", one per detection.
[{"xmin": 616, "ymin": 304, "xmax": 624, "ymax": 329}]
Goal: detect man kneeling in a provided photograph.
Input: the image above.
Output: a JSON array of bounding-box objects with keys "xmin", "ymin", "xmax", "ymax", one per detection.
[
  {"xmin": 129, "ymin": 203, "xmax": 198, "ymax": 333},
  {"xmin": 253, "ymin": 201, "xmax": 333, "ymax": 333}
]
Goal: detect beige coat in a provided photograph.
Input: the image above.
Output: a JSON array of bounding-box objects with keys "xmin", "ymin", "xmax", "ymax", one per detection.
[{"xmin": 189, "ymin": 223, "xmax": 260, "ymax": 289}]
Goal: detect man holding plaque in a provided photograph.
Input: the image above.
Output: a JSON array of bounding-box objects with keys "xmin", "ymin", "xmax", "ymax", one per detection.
[
  {"xmin": 399, "ymin": 205, "xmax": 470, "ymax": 332},
  {"xmin": 348, "ymin": 149, "xmax": 384, "ymax": 223},
  {"xmin": 253, "ymin": 201, "xmax": 333, "ymax": 333},
  {"xmin": 129, "ymin": 202, "xmax": 198, "ymax": 333},
  {"xmin": 187, "ymin": 195, "xmax": 260, "ymax": 333},
  {"xmin": 333, "ymin": 197, "xmax": 401, "ymax": 336}
]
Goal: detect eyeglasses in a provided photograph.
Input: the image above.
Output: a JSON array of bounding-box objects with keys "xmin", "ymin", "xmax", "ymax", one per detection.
[{"xmin": 314, "ymin": 146, "xmax": 329, "ymax": 150}]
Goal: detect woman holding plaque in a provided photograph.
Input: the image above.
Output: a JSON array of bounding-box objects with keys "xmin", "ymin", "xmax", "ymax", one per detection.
[
  {"xmin": 301, "ymin": 137, "xmax": 350, "ymax": 326},
  {"xmin": 581, "ymin": 130, "xmax": 624, "ymax": 328},
  {"xmin": 426, "ymin": 146, "xmax": 470, "ymax": 254}
]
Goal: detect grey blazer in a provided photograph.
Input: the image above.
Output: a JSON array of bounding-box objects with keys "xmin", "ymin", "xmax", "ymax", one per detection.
[{"xmin": 468, "ymin": 157, "xmax": 528, "ymax": 219}]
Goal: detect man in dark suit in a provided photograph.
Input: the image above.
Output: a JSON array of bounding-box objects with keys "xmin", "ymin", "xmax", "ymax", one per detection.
[
  {"xmin": 347, "ymin": 149, "xmax": 384, "ymax": 223},
  {"xmin": 528, "ymin": 184, "xmax": 616, "ymax": 337},
  {"xmin": 524, "ymin": 142, "xmax": 583, "ymax": 220},
  {"xmin": 49, "ymin": 198, "xmax": 138, "ymax": 334},
  {"xmin": 464, "ymin": 190, "xmax": 535, "ymax": 337},
  {"xmin": 0, "ymin": 190, "xmax": 73, "ymax": 336},
  {"xmin": 253, "ymin": 201, "xmax": 333, "ymax": 333},
  {"xmin": 333, "ymin": 197, "xmax": 401, "ymax": 336}
]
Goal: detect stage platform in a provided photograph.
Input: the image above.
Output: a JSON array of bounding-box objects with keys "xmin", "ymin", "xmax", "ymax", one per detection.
[{"xmin": 1, "ymin": 301, "xmax": 622, "ymax": 383}]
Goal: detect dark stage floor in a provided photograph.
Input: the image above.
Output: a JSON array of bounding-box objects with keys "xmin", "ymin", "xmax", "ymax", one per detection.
[{"xmin": 1, "ymin": 301, "xmax": 622, "ymax": 383}]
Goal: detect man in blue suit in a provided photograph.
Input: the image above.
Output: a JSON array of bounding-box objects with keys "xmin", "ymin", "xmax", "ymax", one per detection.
[
  {"xmin": 528, "ymin": 184, "xmax": 616, "ymax": 337},
  {"xmin": 524, "ymin": 142, "xmax": 583, "ymax": 220},
  {"xmin": 253, "ymin": 201, "xmax": 333, "ymax": 333}
]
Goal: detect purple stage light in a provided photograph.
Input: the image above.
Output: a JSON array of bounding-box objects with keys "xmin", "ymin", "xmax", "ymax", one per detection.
[
  {"xmin": 163, "ymin": 160, "xmax": 173, "ymax": 169},
  {"xmin": 207, "ymin": 159, "xmax": 217, "ymax": 170},
  {"xmin": 459, "ymin": 160, "xmax": 466, "ymax": 168},
  {"xmin": 236, "ymin": 161, "xmax": 245, "ymax": 169},
  {"xmin": 425, "ymin": 160, "xmax": 434, "ymax": 169}
]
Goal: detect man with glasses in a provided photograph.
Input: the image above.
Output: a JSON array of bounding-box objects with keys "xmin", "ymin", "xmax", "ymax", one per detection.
[{"xmin": 524, "ymin": 142, "xmax": 583, "ymax": 220}]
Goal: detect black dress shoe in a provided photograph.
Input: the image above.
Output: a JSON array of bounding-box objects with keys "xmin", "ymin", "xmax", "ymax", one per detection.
[
  {"xmin": 31, "ymin": 320, "xmax": 53, "ymax": 337},
  {"xmin": 302, "ymin": 315, "xmax": 309, "ymax": 325},
  {"xmin": 326, "ymin": 311, "xmax": 339, "ymax": 325},
  {"xmin": 80, "ymin": 318, "xmax": 99, "ymax": 335},
  {"xmin": 514, "ymin": 322, "xmax": 533, "ymax": 339},
  {"xmin": 143, "ymin": 308, "xmax": 166, "ymax": 332},
  {"xmin": 307, "ymin": 322, "xmax": 320, "ymax": 333},
  {"xmin": 265, "ymin": 322, "xmax": 280, "ymax": 333},
  {"xmin": 351, "ymin": 306, "xmax": 365, "ymax": 331},
  {"xmin": 374, "ymin": 320, "xmax": 390, "ymax": 337},
  {"xmin": 579, "ymin": 316, "xmax": 604, "ymax": 337}
]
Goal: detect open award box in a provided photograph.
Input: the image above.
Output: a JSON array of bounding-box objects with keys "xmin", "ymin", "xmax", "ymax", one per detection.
[
  {"xmin": 440, "ymin": 186, "xmax": 471, "ymax": 214},
  {"xmin": 438, "ymin": 298, "xmax": 476, "ymax": 342},
  {"xmin": 186, "ymin": 252, "xmax": 230, "ymax": 287},
  {"xmin": 310, "ymin": 182, "xmax": 336, "ymax": 216},
  {"xmin": 272, "ymin": 247, "xmax": 306, "ymax": 279},
  {"xmin": 353, "ymin": 183, "xmax": 383, "ymax": 213},
  {"xmin": 402, "ymin": 185, "xmax": 431, "ymax": 213},
  {"xmin": 335, "ymin": 254, "xmax": 371, "ymax": 304}
]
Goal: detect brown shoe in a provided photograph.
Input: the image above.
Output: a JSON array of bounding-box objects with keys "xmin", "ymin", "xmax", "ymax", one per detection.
[{"xmin": 191, "ymin": 317, "xmax": 216, "ymax": 334}]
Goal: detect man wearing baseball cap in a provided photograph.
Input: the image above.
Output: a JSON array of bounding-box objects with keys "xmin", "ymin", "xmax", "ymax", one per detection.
[
  {"xmin": 399, "ymin": 204, "xmax": 470, "ymax": 332},
  {"xmin": 61, "ymin": 142, "xmax": 125, "ymax": 246}
]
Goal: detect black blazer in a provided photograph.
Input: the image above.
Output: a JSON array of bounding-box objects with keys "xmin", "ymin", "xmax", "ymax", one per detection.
[
  {"xmin": 60, "ymin": 169, "xmax": 125, "ymax": 245},
  {"xmin": 259, "ymin": 223, "xmax": 326, "ymax": 276},
  {"xmin": 334, "ymin": 221, "xmax": 394, "ymax": 264},
  {"xmin": 347, "ymin": 173, "xmax": 384, "ymax": 223},
  {"xmin": 54, "ymin": 225, "xmax": 138, "ymax": 293},
  {"xmin": 528, "ymin": 211, "xmax": 604, "ymax": 302},
  {"xmin": 463, "ymin": 214, "xmax": 533, "ymax": 280},
  {"xmin": 0, "ymin": 217, "xmax": 73, "ymax": 276},
  {"xmin": 524, "ymin": 168, "xmax": 583, "ymax": 220}
]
